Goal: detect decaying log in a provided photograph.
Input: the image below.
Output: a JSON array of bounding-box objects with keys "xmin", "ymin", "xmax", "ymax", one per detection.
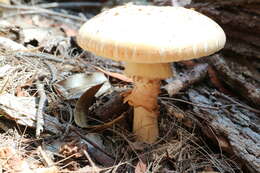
[
  {"xmin": 189, "ymin": 2, "xmax": 260, "ymax": 58},
  {"xmin": 180, "ymin": 2, "xmax": 260, "ymax": 172},
  {"xmin": 225, "ymin": 40, "xmax": 260, "ymax": 59},
  {"xmin": 208, "ymin": 54, "xmax": 260, "ymax": 107},
  {"xmin": 198, "ymin": 6, "xmax": 260, "ymax": 36},
  {"xmin": 164, "ymin": 63, "xmax": 209, "ymax": 96},
  {"xmin": 186, "ymin": 86, "xmax": 260, "ymax": 173}
]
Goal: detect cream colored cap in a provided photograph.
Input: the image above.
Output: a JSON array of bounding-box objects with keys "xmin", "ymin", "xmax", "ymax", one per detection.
[{"xmin": 77, "ymin": 4, "xmax": 226, "ymax": 63}]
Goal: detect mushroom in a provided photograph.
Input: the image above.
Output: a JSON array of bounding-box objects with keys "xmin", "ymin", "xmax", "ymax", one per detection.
[{"xmin": 77, "ymin": 4, "xmax": 226, "ymax": 143}]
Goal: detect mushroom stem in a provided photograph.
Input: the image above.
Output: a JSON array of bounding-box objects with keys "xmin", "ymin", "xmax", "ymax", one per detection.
[
  {"xmin": 133, "ymin": 106, "xmax": 158, "ymax": 143},
  {"xmin": 124, "ymin": 76, "xmax": 161, "ymax": 143},
  {"xmin": 124, "ymin": 62, "xmax": 172, "ymax": 79},
  {"xmin": 123, "ymin": 62, "xmax": 172, "ymax": 143}
]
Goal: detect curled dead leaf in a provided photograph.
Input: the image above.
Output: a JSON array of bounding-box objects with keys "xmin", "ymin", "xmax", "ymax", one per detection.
[
  {"xmin": 74, "ymin": 83, "xmax": 126, "ymax": 130},
  {"xmin": 74, "ymin": 83, "xmax": 104, "ymax": 128},
  {"xmin": 54, "ymin": 72, "xmax": 111, "ymax": 100}
]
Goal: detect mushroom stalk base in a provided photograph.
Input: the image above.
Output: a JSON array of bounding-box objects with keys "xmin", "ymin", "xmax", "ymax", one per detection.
[
  {"xmin": 124, "ymin": 77, "xmax": 161, "ymax": 143},
  {"xmin": 133, "ymin": 106, "xmax": 159, "ymax": 143}
]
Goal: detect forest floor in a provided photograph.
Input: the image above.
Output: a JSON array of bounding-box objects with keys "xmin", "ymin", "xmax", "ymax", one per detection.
[{"xmin": 0, "ymin": 0, "xmax": 259, "ymax": 173}]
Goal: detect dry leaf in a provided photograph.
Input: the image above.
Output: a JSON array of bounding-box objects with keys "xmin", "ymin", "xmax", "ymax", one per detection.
[
  {"xmin": 0, "ymin": 94, "xmax": 63, "ymax": 134},
  {"xmin": 0, "ymin": 37, "xmax": 27, "ymax": 51},
  {"xmin": 174, "ymin": 112, "xmax": 185, "ymax": 119},
  {"xmin": 0, "ymin": 147, "xmax": 30, "ymax": 173},
  {"xmin": 0, "ymin": 147, "xmax": 58, "ymax": 173},
  {"xmin": 54, "ymin": 72, "xmax": 111, "ymax": 100},
  {"xmin": 15, "ymin": 87, "xmax": 30, "ymax": 97},
  {"xmin": 15, "ymin": 75, "xmax": 36, "ymax": 97},
  {"xmin": 74, "ymin": 83, "xmax": 104, "ymax": 128},
  {"xmin": 135, "ymin": 160, "xmax": 147, "ymax": 173}
]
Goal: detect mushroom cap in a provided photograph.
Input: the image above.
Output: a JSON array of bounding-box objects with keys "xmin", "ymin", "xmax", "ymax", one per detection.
[{"xmin": 77, "ymin": 4, "xmax": 226, "ymax": 63}]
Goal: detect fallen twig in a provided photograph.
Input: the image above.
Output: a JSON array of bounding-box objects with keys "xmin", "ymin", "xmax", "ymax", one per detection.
[
  {"xmin": 3, "ymin": 10, "xmax": 86, "ymax": 23},
  {"xmin": 0, "ymin": 77, "xmax": 9, "ymax": 95},
  {"xmin": 15, "ymin": 52, "xmax": 69, "ymax": 64},
  {"xmin": 43, "ymin": 61, "xmax": 57, "ymax": 83},
  {"xmin": 38, "ymin": 2, "xmax": 103, "ymax": 9},
  {"xmin": 36, "ymin": 80, "xmax": 47, "ymax": 137},
  {"xmin": 83, "ymin": 150, "xmax": 101, "ymax": 172},
  {"xmin": 38, "ymin": 146, "xmax": 55, "ymax": 167},
  {"xmin": 94, "ymin": 66, "xmax": 133, "ymax": 83},
  {"xmin": 14, "ymin": 52, "xmax": 90, "ymax": 75}
]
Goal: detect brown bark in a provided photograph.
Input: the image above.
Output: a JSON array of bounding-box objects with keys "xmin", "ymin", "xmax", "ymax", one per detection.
[
  {"xmin": 208, "ymin": 54, "xmax": 260, "ymax": 106},
  {"xmin": 187, "ymin": 87, "xmax": 260, "ymax": 173},
  {"xmin": 164, "ymin": 63, "xmax": 209, "ymax": 96},
  {"xmin": 189, "ymin": 1, "xmax": 260, "ymax": 58},
  {"xmin": 184, "ymin": 2, "xmax": 260, "ymax": 172}
]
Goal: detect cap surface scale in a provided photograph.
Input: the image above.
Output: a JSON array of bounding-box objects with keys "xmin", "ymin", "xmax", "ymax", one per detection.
[{"xmin": 77, "ymin": 4, "xmax": 226, "ymax": 63}]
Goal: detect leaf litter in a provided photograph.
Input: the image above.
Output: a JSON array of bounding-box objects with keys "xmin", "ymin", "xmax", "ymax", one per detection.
[{"xmin": 0, "ymin": 0, "xmax": 242, "ymax": 172}]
